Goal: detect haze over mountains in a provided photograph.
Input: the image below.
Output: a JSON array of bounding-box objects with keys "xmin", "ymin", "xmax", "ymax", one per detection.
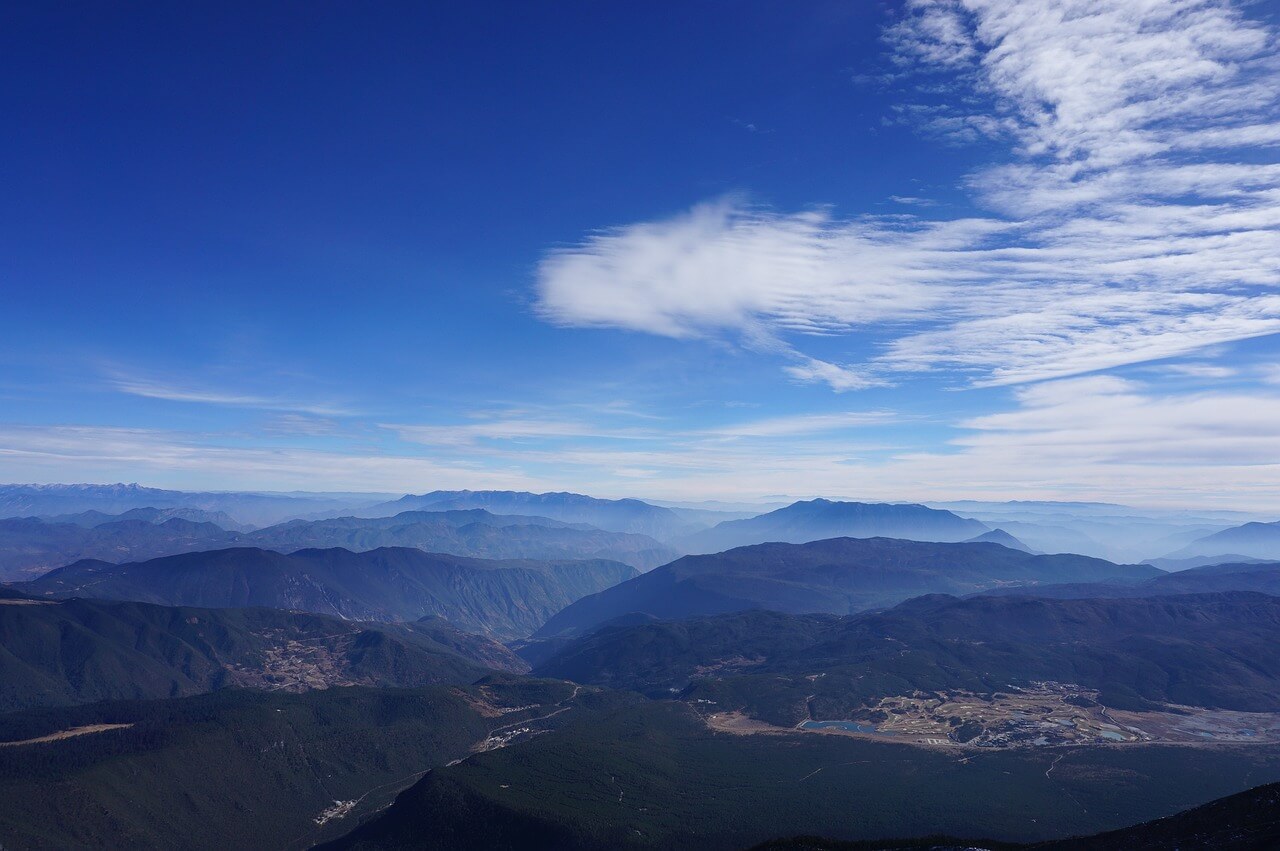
[
  {"xmin": 1165, "ymin": 521, "xmax": 1280, "ymax": 563},
  {"xmin": 0, "ymin": 483, "xmax": 394, "ymax": 527},
  {"xmin": 16, "ymin": 546, "xmax": 637, "ymax": 639},
  {"xmin": 3, "ymin": 485, "xmax": 1270, "ymax": 574},
  {"xmin": 535, "ymin": 536, "xmax": 1159, "ymax": 639},
  {"xmin": 0, "ymin": 515, "xmax": 240, "ymax": 581},
  {"xmin": 5, "ymin": 483, "xmax": 1280, "ymax": 849},
  {"xmin": 360, "ymin": 490, "xmax": 702, "ymax": 539},
  {"xmin": 0, "ymin": 506, "xmax": 677, "ymax": 581},
  {"xmin": 680, "ymin": 498, "xmax": 990, "ymax": 553},
  {"xmin": 926, "ymin": 499, "xmax": 1259, "ymax": 564}
]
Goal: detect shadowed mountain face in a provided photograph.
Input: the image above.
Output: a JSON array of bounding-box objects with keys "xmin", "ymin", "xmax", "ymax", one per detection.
[
  {"xmin": 362, "ymin": 490, "xmax": 697, "ymax": 540},
  {"xmin": 754, "ymin": 781, "xmax": 1280, "ymax": 850},
  {"xmin": 0, "ymin": 508, "xmax": 676, "ymax": 581},
  {"xmin": 1036, "ymin": 780, "xmax": 1280, "ymax": 850},
  {"xmin": 0, "ymin": 597, "xmax": 524, "ymax": 711},
  {"xmin": 681, "ymin": 499, "xmax": 990, "ymax": 553},
  {"xmin": 535, "ymin": 537, "xmax": 1160, "ymax": 638},
  {"xmin": 535, "ymin": 591, "xmax": 1280, "ymax": 722},
  {"xmin": 1166, "ymin": 520, "xmax": 1280, "ymax": 562},
  {"xmin": 16, "ymin": 546, "xmax": 638, "ymax": 640}
]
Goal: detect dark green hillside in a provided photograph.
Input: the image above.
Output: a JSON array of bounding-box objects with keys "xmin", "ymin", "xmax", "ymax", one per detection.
[
  {"xmin": 537, "ymin": 592, "xmax": 1280, "ymax": 722},
  {"xmin": 1037, "ymin": 779, "xmax": 1280, "ymax": 849},
  {"xmin": 323, "ymin": 699, "xmax": 1280, "ymax": 850},
  {"xmin": 536, "ymin": 537, "xmax": 1159, "ymax": 638},
  {"xmin": 0, "ymin": 597, "xmax": 524, "ymax": 711},
  {"xmin": 0, "ymin": 681, "xmax": 580, "ymax": 850},
  {"xmin": 17, "ymin": 546, "xmax": 638, "ymax": 639},
  {"xmin": 756, "ymin": 780, "xmax": 1280, "ymax": 849}
]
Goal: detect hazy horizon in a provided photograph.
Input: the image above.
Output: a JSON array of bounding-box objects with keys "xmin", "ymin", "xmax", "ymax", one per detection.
[{"xmin": 0, "ymin": 480, "xmax": 1272, "ymax": 519}]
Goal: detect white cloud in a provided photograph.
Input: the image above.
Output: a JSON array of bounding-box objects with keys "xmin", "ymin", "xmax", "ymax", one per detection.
[
  {"xmin": 536, "ymin": 200, "xmax": 994, "ymax": 338},
  {"xmin": 1258, "ymin": 363, "xmax": 1280, "ymax": 385},
  {"xmin": 889, "ymin": 195, "xmax": 938, "ymax": 206},
  {"xmin": 1154, "ymin": 362, "xmax": 1238, "ymax": 379},
  {"xmin": 783, "ymin": 357, "xmax": 882, "ymax": 392},
  {"xmin": 535, "ymin": 0, "xmax": 1280, "ymax": 388},
  {"xmin": 949, "ymin": 375, "xmax": 1280, "ymax": 471}
]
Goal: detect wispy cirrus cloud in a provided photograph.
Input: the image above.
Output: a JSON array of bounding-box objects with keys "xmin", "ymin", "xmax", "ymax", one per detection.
[
  {"xmin": 109, "ymin": 374, "xmax": 356, "ymax": 417},
  {"xmin": 535, "ymin": 0, "xmax": 1280, "ymax": 389},
  {"xmin": 0, "ymin": 424, "xmax": 541, "ymax": 492},
  {"xmin": 387, "ymin": 405, "xmax": 895, "ymax": 448},
  {"xmin": 7, "ymin": 376, "xmax": 1280, "ymax": 507},
  {"xmin": 387, "ymin": 417, "xmax": 647, "ymax": 448},
  {"xmin": 698, "ymin": 410, "xmax": 899, "ymax": 439}
]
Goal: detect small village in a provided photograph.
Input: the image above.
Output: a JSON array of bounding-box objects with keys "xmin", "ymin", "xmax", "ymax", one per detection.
[{"xmin": 784, "ymin": 683, "xmax": 1280, "ymax": 749}]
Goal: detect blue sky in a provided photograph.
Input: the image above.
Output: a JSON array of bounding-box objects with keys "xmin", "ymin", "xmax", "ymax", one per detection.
[{"xmin": 3, "ymin": 0, "xmax": 1280, "ymax": 508}]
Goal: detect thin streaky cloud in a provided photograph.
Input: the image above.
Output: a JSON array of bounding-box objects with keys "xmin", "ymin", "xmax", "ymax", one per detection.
[{"xmin": 110, "ymin": 375, "xmax": 356, "ymax": 417}]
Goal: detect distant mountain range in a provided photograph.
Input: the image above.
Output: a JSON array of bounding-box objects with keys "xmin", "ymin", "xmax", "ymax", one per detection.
[
  {"xmin": 535, "ymin": 537, "xmax": 1159, "ymax": 638},
  {"xmin": 680, "ymin": 499, "xmax": 990, "ymax": 553},
  {"xmin": 362, "ymin": 490, "xmax": 699, "ymax": 540},
  {"xmin": 1144, "ymin": 553, "xmax": 1270, "ymax": 572},
  {"xmin": 0, "ymin": 507, "xmax": 676, "ymax": 581},
  {"xmin": 0, "ymin": 483, "xmax": 392, "ymax": 526},
  {"xmin": 0, "ymin": 515, "xmax": 239, "ymax": 580},
  {"xmin": 243, "ymin": 509, "xmax": 677, "ymax": 569},
  {"xmin": 45, "ymin": 505, "xmax": 255, "ymax": 531},
  {"xmin": 0, "ymin": 594, "xmax": 523, "ymax": 711},
  {"xmin": 1164, "ymin": 520, "xmax": 1280, "ymax": 562},
  {"xmin": 966, "ymin": 528, "xmax": 1034, "ymax": 551},
  {"xmin": 981, "ymin": 560, "xmax": 1280, "ymax": 601},
  {"xmin": 15, "ymin": 546, "xmax": 638, "ymax": 639},
  {"xmin": 536, "ymin": 590, "xmax": 1280, "ymax": 722},
  {"xmin": 926, "ymin": 499, "xmax": 1255, "ymax": 564}
]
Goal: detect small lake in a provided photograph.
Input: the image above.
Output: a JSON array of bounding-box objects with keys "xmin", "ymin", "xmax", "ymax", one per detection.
[{"xmin": 800, "ymin": 720, "xmax": 879, "ymax": 733}]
